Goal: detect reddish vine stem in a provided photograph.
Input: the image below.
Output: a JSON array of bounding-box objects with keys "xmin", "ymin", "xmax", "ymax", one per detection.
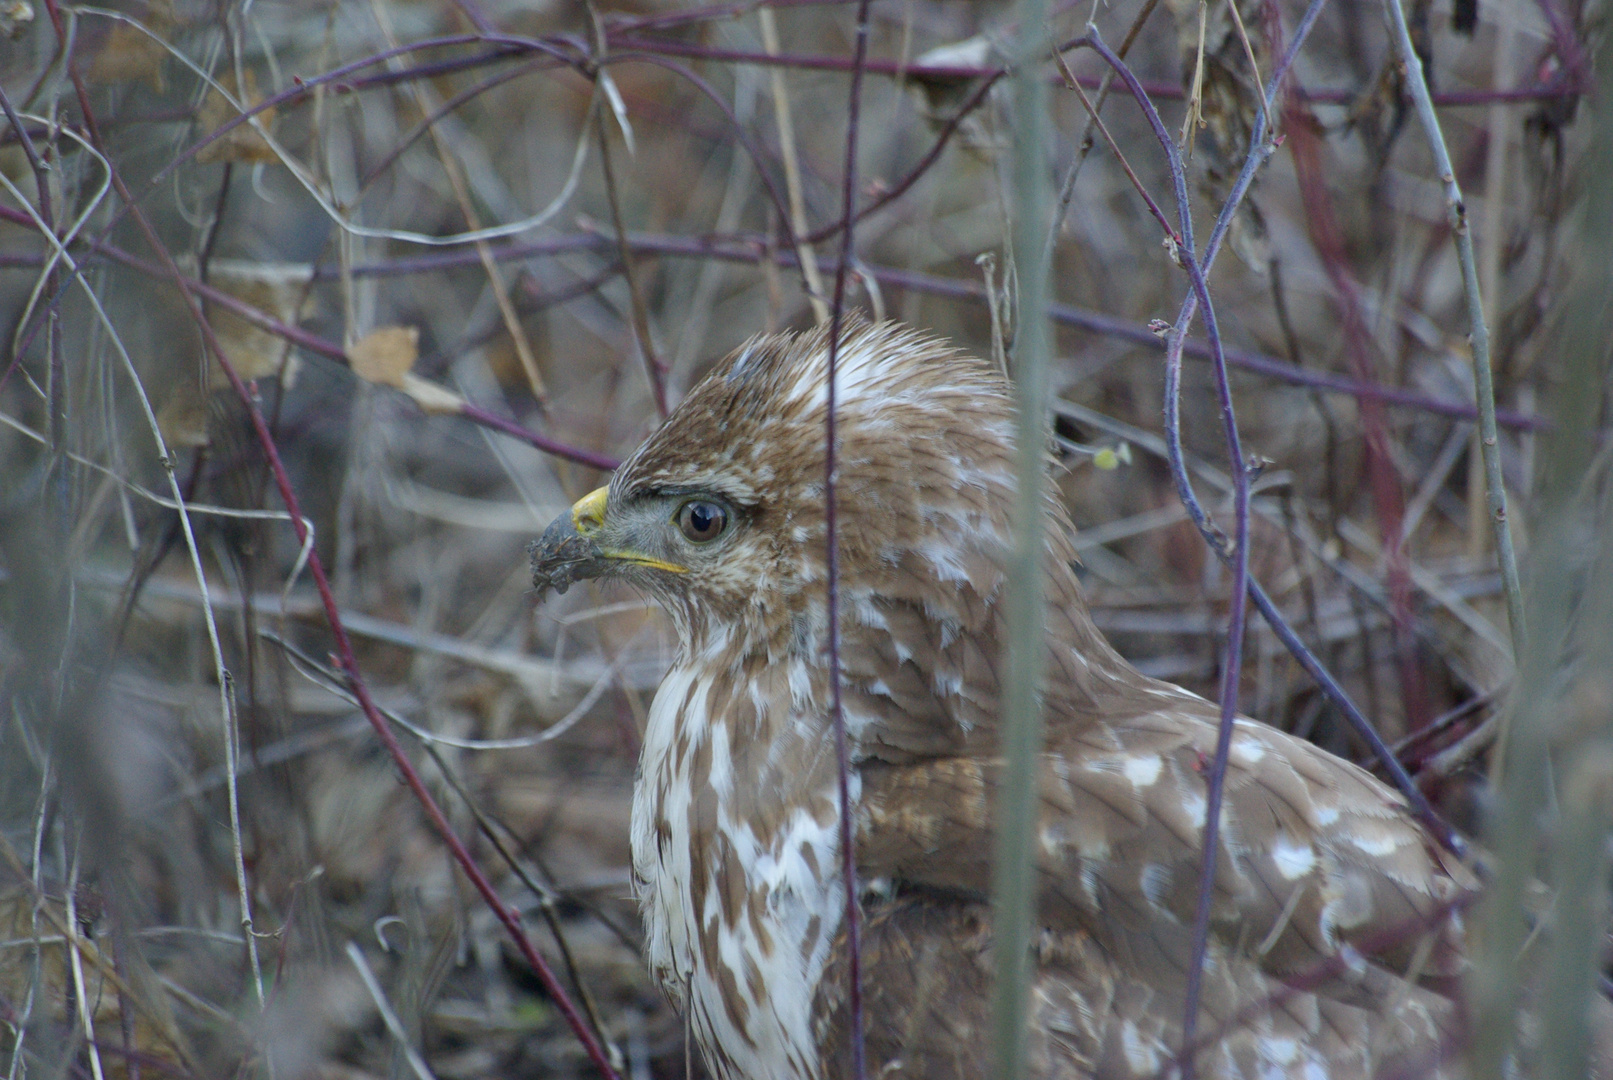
[
  {"xmin": 823, "ymin": 2, "xmax": 875, "ymax": 1077},
  {"xmin": 602, "ymin": 32, "xmax": 1575, "ymax": 105},
  {"xmin": 1071, "ymin": 1, "xmax": 1464, "ymax": 864},
  {"xmin": 38, "ymin": 8, "xmax": 622, "ymax": 1071},
  {"xmin": 1, "ymin": 205, "xmax": 1543, "ymax": 443},
  {"xmin": 1073, "ymin": 32, "xmax": 1253, "ymax": 1075}
]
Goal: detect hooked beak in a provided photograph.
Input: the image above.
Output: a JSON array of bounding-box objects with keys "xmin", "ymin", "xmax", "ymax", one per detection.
[{"xmin": 529, "ymin": 486, "xmax": 686, "ymax": 598}]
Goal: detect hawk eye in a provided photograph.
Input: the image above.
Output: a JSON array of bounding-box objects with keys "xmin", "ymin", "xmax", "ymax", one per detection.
[{"xmin": 675, "ymin": 500, "xmax": 728, "ymax": 544}]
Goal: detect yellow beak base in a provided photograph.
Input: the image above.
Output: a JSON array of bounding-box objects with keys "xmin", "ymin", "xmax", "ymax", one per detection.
[{"xmin": 571, "ymin": 487, "xmax": 609, "ymax": 535}]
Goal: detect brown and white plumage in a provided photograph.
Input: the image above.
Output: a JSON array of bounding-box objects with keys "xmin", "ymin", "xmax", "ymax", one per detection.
[{"xmin": 531, "ymin": 320, "xmax": 1506, "ymax": 1079}]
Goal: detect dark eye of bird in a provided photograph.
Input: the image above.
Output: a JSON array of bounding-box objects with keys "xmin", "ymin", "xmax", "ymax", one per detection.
[{"xmin": 676, "ymin": 500, "xmax": 727, "ymax": 544}]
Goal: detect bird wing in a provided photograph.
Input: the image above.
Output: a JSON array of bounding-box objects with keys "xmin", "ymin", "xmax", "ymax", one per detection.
[
  {"xmin": 843, "ymin": 513, "xmax": 1475, "ymax": 998},
  {"xmin": 856, "ymin": 696, "xmax": 1474, "ymax": 994},
  {"xmin": 811, "ymin": 895, "xmax": 1463, "ymax": 1080}
]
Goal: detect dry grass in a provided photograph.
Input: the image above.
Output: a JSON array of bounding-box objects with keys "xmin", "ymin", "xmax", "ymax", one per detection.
[{"xmin": 0, "ymin": 0, "xmax": 1608, "ymax": 1076}]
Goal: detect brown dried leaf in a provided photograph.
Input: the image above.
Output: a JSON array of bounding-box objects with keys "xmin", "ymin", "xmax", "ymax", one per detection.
[
  {"xmin": 87, "ymin": 19, "xmax": 168, "ymax": 90},
  {"xmin": 906, "ymin": 36, "xmax": 1000, "ymax": 157},
  {"xmin": 349, "ymin": 325, "xmax": 420, "ymax": 387},
  {"xmin": 157, "ymin": 379, "xmax": 213, "ymax": 448},
  {"xmin": 0, "ymin": 887, "xmax": 193, "ymax": 1072},
  {"xmin": 196, "ymin": 69, "xmax": 278, "ymax": 165},
  {"xmin": 204, "ymin": 264, "xmax": 311, "ymax": 386}
]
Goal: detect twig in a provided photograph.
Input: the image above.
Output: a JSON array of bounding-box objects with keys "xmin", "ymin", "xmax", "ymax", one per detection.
[
  {"xmin": 355, "ymin": 57, "xmax": 547, "ymax": 190},
  {"xmin": 1, "ymin": 75, "xmax": 271, "ymax": 1010},
  {"xmin": 1093, "ymin": 0, "xmax": 1462, "ymax": 854},
  {"xmin": 1389, "ymin": 689, "xmax": 1493, "ymax": 758},
  {"xmin": 605, "ymin": 31, "xmax": 1582, "ymax": 107},
  {"xmin": 64, "ymin": 847, "xmax": 108, "ymax": 1080},
  {"xmin": 45, "ymin": 49, "xmax": 624, "ymax": 1079},
  {"xmin": 235, "ymin": 224, "xmax": 1539, "ymax": 428},
  {"xmin": 68, "ymin": 16, "xmax": 592, "ymax": 250},
  {"xmin": 1286, "ymin": 105, "xmax": 1431, "ymax": 727},
  {"xmin": 345, "ymin": 942, "xmax": 440, "ymax": 1080},
  {"xmin": 823, "ymin": 3, "xmax": 874, "ymax": 1076},
  {"xmin": 371, "ymin": 0, "xmax": 548, "ymax": 403},
  {"xmin": 759, "ymin": 6, "xmax": 830, "ymax": 324},
  {"xmin": 1072, "ymin": 9, "xmax": 1470, "ymax": 1072},
  {"xmin": 1044, "ymin": 0, "xmax": 1162, "ymax": 256},
  {"xmin": 1380, "ymin": 0, "xmax": 1526, "ymax": 690},
  {"xmin": 0, "ymin": 87, "xmax": 62, "ymax": 514},
  {"xmin": 1470, "ymin": 12, "xmax": 1516, "ymax": 567},
  {"xmin": 598, "ymin": 51, "xmax": 812, "ymax": 294},
  {"xmin": 0, "ymin": 210, "xmax": 622, "ymax": 469},
  {"xmin": 590, "ymin": 16, "xmax": 668, "ymax": 418},
  {"xmin": 1051, "ymin": 48, "xmax": 1178, "ymax": 246},
  {"xmin": 271, "ymin": 632, "xmax": 625, "ymax": 1060},
  {"xmin": 1078, "ymin": 30, "xmax": 1254, "ymax": 1077},
  {"xmin": 602, "ymin": 0, "xmax": 856, "ymax": 34}
]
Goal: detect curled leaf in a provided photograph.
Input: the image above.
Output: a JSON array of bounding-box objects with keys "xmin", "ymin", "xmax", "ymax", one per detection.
[{"xmin": 348, "ymin": 326, "xmax": 419, "ymax": 388}]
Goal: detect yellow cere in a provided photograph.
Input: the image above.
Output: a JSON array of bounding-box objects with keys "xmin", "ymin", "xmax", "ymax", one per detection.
[{"xmin": 571, "ymin": 487, "xmax": 609, "ymax": 535}]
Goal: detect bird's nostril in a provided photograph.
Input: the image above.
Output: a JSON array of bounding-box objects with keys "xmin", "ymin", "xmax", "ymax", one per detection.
[{"xmin": 571, "ymin": 486, "xmax": 609, "ymax": 536}]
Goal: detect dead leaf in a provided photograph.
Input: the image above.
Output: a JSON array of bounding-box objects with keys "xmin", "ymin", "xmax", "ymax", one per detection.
[
  {"xmin": 203, "ymin": 263, "xmax": 311, "ymax": 387},
  {"xmin": 0, "ymin": 887, "xmax": 193, "ymax": 1074},
  {"xmin": 348, "ymin": 326, "xmax": 464, "ymax": 413},
  {"xmin": 157, "ymin": 379, "xmax": 212, "ymax": 448},
  {"xmin": 87, "ymin": 19, "xmax": 168, "ymax": 90},
  {"xmin": 196, "ymin": 69, "xmax": 278, "ymax": 165},
  {"xmin": 907, "ymin": 36, "xmax": 1001, "ymax": 157},
  {"xmin": 348, "ymin": 325, "xmax": 419, "ymax": 387}
]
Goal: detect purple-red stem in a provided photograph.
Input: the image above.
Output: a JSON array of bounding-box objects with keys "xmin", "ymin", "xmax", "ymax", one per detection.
[
  {"xmin": 0, "ymin": 205, "xmax": 619, "ymax": 471},
  {"xmin": 1089, "ymin": 0, "xmax": 1461, "ymax": 857},
  {"xmin": 37, "ymin": 9, "xmax": 622, "ymax": 1070},
  {"xmin": 1074, "ymin": 29, "xmax": 1254, "ymax": 1078},
  {"xmin": 823, "ymin": 2, "xmax": 873, "ymax": 1076},
  {"xmin": 1074, "ymin": 11, "xmax": 1413, "ymax": 1073},
  {"xmin": 1072, "ymin": 0, "xmax": 1459, "ymax": 853},
  {"xmin": 0, "ymin": 204, "xmax": 1546, "ymax": 438},
  {"xmin": 604, "ymin": 32, "xmax": 1576, "ymax": 107},
  {"xmin": 209, "ymin": 353, "xmax": 622, "ymax": 1080}
]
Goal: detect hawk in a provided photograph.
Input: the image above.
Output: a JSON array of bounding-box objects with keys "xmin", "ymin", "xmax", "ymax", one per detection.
[{"xmin": 527, "ymin": 320, "xmax": 1575, "ymax": 1079}]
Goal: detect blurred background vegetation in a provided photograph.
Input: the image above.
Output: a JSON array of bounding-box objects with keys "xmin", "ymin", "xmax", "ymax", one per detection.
[{"xmin": 0, "ymin": 0, "xmax": 1608, "ymax": 1075}]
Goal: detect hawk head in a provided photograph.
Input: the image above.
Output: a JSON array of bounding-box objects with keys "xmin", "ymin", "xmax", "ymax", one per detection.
[{"xmin": 530, "ymin": 319, "xmax": 1023, "ymax": 654}]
